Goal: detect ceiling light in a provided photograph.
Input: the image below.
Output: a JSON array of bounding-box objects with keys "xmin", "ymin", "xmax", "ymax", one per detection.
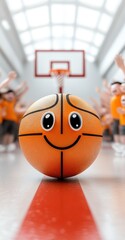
[
  {"xmin": 98, "ymin": 13, "xmax": 112, "ymax": 32},
  {"xmin": 89, "ymin": 46, "xmax": 99, "ymax": 56},
  {"xmin": 5, "ymin": 0, "xmax": 23, "ymax": 12},
  {"xmin": 93, "ymin": 32, "xmax": 105, "ymax": 47},
  {"xmin": 74, "ymin": 40, "xmax": 89, "ymax": 51},
  {"xmin": 77, "ymin": 6, "xmax": 100, "ymax": 29},
  {"xmin": 51, "ymin": 4, "xmax": 76, "ymax": 24},
  {"xmin": 63, "ymin": 39, "xmax": 73, "ymax": 49},
  {"xmin": 22, "ymin": 0, "xmax": 48, "ymax": 7},
  {"xmin": 13, "ymin": 12, "xmax": 28, "ymax": 32},
  {"xmin": 86, "ymin": 54, "xmax": 95, "ymax": 62},
  {"xmin": 26, "ymin": 6, "xmax": 49, "ymax": 28},
  {"xmin": 52, "ymin": 26, "xmax": 74, "ymax": 38},
  {"xmin": 79, "ymin": 0, "xmax": 105, "ymax": 8},
  {"xmin": 24, "ymin": 44, "xmax": 34, "ymax": 55},
  {"xmin": 19, "ymin": 31, "xmax": 32, "ymax": 45},
  {"xmin": 75, "ymin": 28, "xmax": 94, "ymax": 42},
  {"xmin": 27, "ymin": 54, "xmax": 35, "ymax": 62},
  {"xmin": 31, "ymin": 27, "xmax": 50, "ymax": 41},
  {"xmin": 105, "ymin": 0, "xmax": 122, "ymax": 14},
  {"xmin": 52, "ymin": 39, "xmax": 64, "ymax": 49},
  {"xmin": 1, "ymin": 20, "xmax": 10, "ymax": 31},
  {"xmin": 52, "ymin": 38, "xmax": 73, "ymax": 50},
  {"xmin": 34, "ymin": 40, "xmax": 51, "ymax": 49}
]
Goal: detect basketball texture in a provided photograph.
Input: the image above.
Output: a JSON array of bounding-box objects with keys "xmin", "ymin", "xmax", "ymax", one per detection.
[{"xmin": 19, "ymin": 94, "xmax": 102, "ymax": 178}]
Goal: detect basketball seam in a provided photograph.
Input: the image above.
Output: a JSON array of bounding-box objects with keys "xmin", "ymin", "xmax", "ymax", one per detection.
[
  {"xmin": 82, "ymin": 133, "xmax": 102, "ymax": 137},
  {"xmin": 61, "ymin": 93, "xmax": 63, "ymax": 134},
  {"xmin": 22, "ymin": 94, "xmax": 59, "ymax": 119},
  {"xmin": 66, "ymin": 94, "xmax": 100, "ymax": 120},
  {"xmin": 18, "ymin": 132, "xmax": 102, "ymax": 137},
  {"xmin": 19, "ymin": 133, "xmax": 42, "ymax": 137}
]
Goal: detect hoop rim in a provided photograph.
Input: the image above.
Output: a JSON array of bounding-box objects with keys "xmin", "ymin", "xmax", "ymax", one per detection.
[{"xmin": 49, "ymin": 69, "xmax": 70, "ymax": 75}]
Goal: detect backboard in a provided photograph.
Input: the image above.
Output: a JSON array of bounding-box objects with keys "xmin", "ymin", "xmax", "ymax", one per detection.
[{"xmin": 35, "ymin": 50, "xmax": 85, "ymax": 78}]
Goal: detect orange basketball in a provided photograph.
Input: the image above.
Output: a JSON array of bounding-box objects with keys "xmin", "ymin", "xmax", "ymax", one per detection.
[{"xmin": 19, "ymin": 94, "xmax": 102, "ymax": 178}]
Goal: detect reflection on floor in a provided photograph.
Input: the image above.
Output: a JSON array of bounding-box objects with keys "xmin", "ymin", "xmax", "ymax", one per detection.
[{"xmin": 0, "ymin": 143, "xmax": 125, "ymax": 240}]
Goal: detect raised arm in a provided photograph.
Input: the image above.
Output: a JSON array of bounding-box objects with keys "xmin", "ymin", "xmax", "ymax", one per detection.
[
  {"xmin": 14, "ymin": 81, "xmax": 28, "ymax": 95},
  {"xmin": 102, "ymin": 79, "xmax": 111, "ymax": 94},
  {"xmin": 15, "ymin": 101, "xmax": 29, "ymax": 114},
  {"xmin": 90, "ymin": 97, "xmax": 101, "ymax": 115},
  {"xmin": 115, "ymin": 55, "xmax": 125, "ymax": 76},
  {"xmin": 0, "ymin": 71, "xmax": 17, "ymax": 89},
  {"xmin": 16, "ymin": 84, "xmax": 29, "ymax": 101}
]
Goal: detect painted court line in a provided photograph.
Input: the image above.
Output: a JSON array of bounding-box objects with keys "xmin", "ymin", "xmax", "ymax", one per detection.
[{"xmin": 15, "ymin": 179, "xmax": 101, "ymax": 240}]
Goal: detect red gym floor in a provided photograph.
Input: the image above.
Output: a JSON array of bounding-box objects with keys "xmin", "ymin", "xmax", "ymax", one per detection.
[{"xmin": 0, "ymin": 143, "xmax": 125, "ymax": 240}]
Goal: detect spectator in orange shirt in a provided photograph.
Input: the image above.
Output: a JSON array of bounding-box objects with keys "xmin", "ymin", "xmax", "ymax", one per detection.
[
  {"xmin": 1, "ymin": 89, "xmax": 18, "ymax": 151},
  {"xmin": 117, "ymin": 95, "xmax": 125, "ymax": 152},
  {"xmin": 1, "ymin": 82, "xmax": 28, "ymax": 151},
  {"xmin": 0, "ymin": 71, "xmax": 17, "ymax": 151},
  {"xmin": 110, "ymin": 81, "xmax": 122, "ymax": 151},
  {"xmin": 101, "ymin": 113, "xmax": 113, "ymax": 142},
  {"xmin": 0, "ymin": 93, "xmax": 4, "ymax": 128}
]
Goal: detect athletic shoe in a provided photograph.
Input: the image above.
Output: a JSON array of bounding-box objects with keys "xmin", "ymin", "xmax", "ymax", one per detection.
[{"xmin": 6, "ymin": 143, "xmax": 16, "ymax": 152}]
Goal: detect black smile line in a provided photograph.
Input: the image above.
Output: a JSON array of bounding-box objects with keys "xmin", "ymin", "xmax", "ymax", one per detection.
[{"xmin": 44, "ymin": 135, "xmax": 81, "ymax": 150}]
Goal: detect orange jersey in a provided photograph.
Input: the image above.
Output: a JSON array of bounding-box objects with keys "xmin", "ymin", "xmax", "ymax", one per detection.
[
  {"xmin": 16, "ymin": 112, "xmax": 24, "ymax": 123},
  {"xmin": 119, "ymin": 107, "xmax": 125, "ymax": 126},
  {"xmin": 0, "ymin": 104, "xmax": 3, "ymax": 123},
  {"xmin": 110, "ymin": 94, "xmax": 122, "ymax": 119},
  {"xmin": 3, "ymin": 100, "xmax": 18, "ymax": 122}
]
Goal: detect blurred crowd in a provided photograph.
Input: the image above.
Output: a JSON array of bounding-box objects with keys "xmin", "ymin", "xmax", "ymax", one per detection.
[
  {"xmin": 91, "ymin": 54, "xmax": 125, "ymax": 156},
  {"xmin": 0, "ymin": 71, "xmax": 29, "ymax": 152}
]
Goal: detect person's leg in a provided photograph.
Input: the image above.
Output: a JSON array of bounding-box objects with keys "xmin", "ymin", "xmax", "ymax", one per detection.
[
  {"xmin": 3, "ymin": 133, "xmax": 15, "ymax": 145},
  {"xmin": 0, "ymin": 124, "xmax": 5, "ymax": 152},
  {"xmin": 119, "ymin": 126, "xmax": 125, "ymax": 144},
  {"xmin": 112, "ymin": 120, "xmax": 122, "ymax": 154},
  {"xmin": 112, "ymin": 119, "xmax": 120, "ymax": 143},
  {"xmin": 2, "ymin": 120, "xmax": 16, "ymax": 151},
  {"xmin": 119, "ymin": 126, "xmax": 125, "ymax": 156}
]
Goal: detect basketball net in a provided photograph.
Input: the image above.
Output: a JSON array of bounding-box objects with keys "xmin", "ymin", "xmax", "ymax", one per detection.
[{"xmin": 50, "ymin": 69, "xmax": 70, "ymax": 93}]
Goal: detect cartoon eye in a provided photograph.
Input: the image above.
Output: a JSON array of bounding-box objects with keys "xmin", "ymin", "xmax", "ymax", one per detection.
[
  {"xmin": 41, "ymin": 112, "xmax": 55, "ymax": 131},
  {"xmin": 69, "ymin": 112, "xmax": 82, "ymax": 131}
]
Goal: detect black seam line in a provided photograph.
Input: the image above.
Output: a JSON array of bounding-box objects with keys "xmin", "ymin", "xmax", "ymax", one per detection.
[
  {"xmin": 22, "ymin": 94, "xmax": 59, "ymax": 119},
  {"xmin": 61, "ymin": 93, "xmax": 63, "ymax": 134},
  {"xmin": 60, "ymin": 152, "xmax": 63, "ymax": 179},
  {"xmin": 18, "ymin": 133, "xmax": 42, "ymax": 137},
  {"xmin": 66, "ymin": 94, "xmax": 100, "ymax": 120},
  {"xmin": 44, "ymin": 135, "xmax": 81, "ymax": 150},
  {"xmin": 82, "ymin": 133, "xmax": 102, "ymax": 137}
]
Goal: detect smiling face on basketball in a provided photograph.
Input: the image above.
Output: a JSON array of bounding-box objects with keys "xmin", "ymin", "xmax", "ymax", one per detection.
[{"xmin": 19, "ymin": 94, "xmax": 102, "ymax": 178}]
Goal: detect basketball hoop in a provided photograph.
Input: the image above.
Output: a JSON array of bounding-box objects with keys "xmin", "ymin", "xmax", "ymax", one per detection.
[{"xmin": 50, "ymin": 69, "xmax": 70, "ymax": 93}]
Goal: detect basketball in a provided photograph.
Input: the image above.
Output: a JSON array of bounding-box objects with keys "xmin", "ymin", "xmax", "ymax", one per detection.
[{"xmin": 19, "ymin": 94, "xmax": 102, "ymax": 178}]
